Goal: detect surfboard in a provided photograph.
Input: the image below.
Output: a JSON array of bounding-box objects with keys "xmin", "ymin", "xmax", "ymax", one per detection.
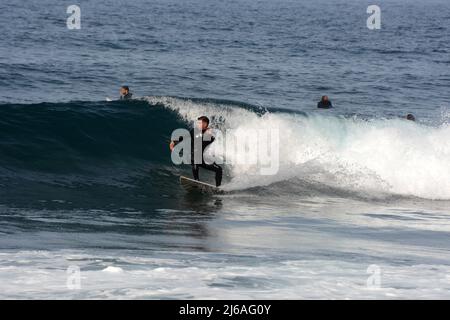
[{"xmin": 180, "ymin": 176, "xmax": 223, "ymax": 194}]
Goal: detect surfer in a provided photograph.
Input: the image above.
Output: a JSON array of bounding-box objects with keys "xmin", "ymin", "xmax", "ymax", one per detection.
[
  {"xmin": 406, "ymin": 113, "xmax": 416, "ymax": 121},
  {"xmin": 317, "ymin": 95, "xmax": 333, "ymax": 109},
  {"xmin": 170, "ymin": 116, "xmax": 223, "ymax": 187},
  {"xmin": 120, "ymin": 86, "xmax": 133, "ymax": 100}
]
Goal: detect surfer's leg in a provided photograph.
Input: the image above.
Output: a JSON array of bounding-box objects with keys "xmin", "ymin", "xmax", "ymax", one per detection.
[
  {"xmin": 213, "ymin": 163, "xmax": 222, "ymax": 187},
  {"xmin": 192, "ymin": 164, "xmax": 200, "ymax": 181},
  {"xmin": 199, "ymin": 163, "xmax": 222, "ymax": 187}
]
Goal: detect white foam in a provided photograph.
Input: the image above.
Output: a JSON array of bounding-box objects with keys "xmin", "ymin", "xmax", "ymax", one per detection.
[
  {"xmin": 146, "ymin": 96, "xmax": 450, "ymax": 200},
  {"xmin": 1, "ymin": 250, "xmax": 450, "ymax": 299},
  {"xmin": 102, "ymin": 266, "xmax": 124, "ymax": 273}
]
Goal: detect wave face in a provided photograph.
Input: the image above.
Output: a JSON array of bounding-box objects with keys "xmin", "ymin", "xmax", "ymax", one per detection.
[
  {"xmin": 1, "ymin": 97, "xmax": 450, "ymax": 201},
  {"xmin": 0, "ymin": 100, "xmax": 179, "ymax": 171}
]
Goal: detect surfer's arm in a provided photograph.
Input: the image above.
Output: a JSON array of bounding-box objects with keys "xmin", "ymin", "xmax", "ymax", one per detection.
[{"xmin": 205, "ymin": 129, "xmax": 215, "ymax": 143}]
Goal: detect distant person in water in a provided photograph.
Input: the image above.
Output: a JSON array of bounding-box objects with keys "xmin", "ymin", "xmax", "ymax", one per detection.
[
  {"xmin": 406, "ymin": 114, "xmax": 416, "ymax": 121},
  {"xmin": 170, "ymin": 116, "xmax": 223, "ymax": 187},
  {"xmin": 120, "ymin": 86, "xmax": 133, "ymax": 100},
  {"xmin": 317, "ymin": 95, "xmax": 332, "ymax": 109}
]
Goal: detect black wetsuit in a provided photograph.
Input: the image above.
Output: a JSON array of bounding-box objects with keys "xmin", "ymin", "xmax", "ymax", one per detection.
[
  {"xmin": 189, "ymin": 128, "xmax": 223, "ymax": 187},
  {"xmin": 317, "ymin": 100, "xmax": 332, "ymax": 109},
  {"xmin": 120, "ymin": 92, "xmax": 133, "ymax": 100}
]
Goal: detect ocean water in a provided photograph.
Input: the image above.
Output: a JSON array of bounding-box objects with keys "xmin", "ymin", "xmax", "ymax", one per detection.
[{"xmin": 1, "ymin": 0, "xmax": 450, "ymax": 299}]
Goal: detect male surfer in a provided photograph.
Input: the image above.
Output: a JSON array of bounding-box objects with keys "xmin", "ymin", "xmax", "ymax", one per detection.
[
  {"xmin": 170, "ymin": 116, "xmax": 223, "ymax": 187},
  {"xmin": 120, "ymin": 86, "xmax": 133, "ymax": 100}
]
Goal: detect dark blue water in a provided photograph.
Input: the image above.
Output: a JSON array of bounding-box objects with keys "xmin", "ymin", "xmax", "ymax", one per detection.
[{"xmin": 1, "ymin": 0, "xmax": 450, "ymax": 299}]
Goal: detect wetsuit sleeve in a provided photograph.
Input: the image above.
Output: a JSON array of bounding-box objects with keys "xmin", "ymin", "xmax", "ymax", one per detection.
[{"xmin": 202, "ymin": 130, "xmax": 216, "ymax": 149}]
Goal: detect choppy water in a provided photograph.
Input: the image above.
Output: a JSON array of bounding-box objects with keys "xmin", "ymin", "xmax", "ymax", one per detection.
[{"xmin": 1, "ymin": 0, "xmax": 450, "ymax": 299}]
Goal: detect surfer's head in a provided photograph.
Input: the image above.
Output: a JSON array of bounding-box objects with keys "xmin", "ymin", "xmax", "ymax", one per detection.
[
  {"xmin": 120, "ymin": 86, "xmax": 130, "ymax": 96},
  {"xmin": 406, "ymin": 114, "xmax": 416, "ymax": 121},
  {"xmin": 197, "ymin": 116, "xmax": 210, "ymax": 130},
  {"xmin": 321, "ymin": 95, "xmax": 329, "ymax": 102}
]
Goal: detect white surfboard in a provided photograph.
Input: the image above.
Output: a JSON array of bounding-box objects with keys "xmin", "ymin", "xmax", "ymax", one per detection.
[{"xmin": 180, "ymin": 176, "xmax": 223, "ymax": 194}]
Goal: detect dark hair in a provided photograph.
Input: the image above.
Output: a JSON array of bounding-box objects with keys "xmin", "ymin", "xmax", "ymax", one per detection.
[
  {"xmin": 197, "ymin": 116, "xmax": 210, "ymax": 126},
  {"xmin": 406, "ymin": 114, "xmax": 415, "ymax": 121},
  {"xmin": 121, "ymin": 86, "xmax": 130, "ymax": 92}
]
